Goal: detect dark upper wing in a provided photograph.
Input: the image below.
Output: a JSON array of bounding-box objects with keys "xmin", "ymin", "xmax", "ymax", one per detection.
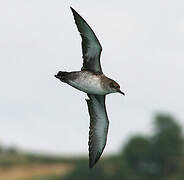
[
  {"xmin": 70, "ymin": 7, "xmax": 103, "ymax": 73},
  {"xmin": 86, "ymin": 94, "xmax": 109, "ymax": 168}
]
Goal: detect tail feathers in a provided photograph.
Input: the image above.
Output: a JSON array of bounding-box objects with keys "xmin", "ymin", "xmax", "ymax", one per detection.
[{"xmin": 55, "ymin": 71, "xmax": 68, "ymax": 82}]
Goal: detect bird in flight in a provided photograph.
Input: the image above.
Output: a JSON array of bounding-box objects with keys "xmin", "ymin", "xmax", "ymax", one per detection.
[{"xmin": 55, "ymin": 7, "xmax": 125, "ymax": 168}]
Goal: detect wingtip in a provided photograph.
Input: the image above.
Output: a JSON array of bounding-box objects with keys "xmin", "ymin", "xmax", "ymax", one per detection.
[
  {"xmin": 89, "ymin": 163, "xmax": 94, "ymax": 168},
  {"xmin": 70, "ymin": 7, "xmax": 81, "ymax": 17},
  {"xmin": 89, "ymin": 157, "xmax": 100, "ymax": 168},
  {"xmin": 89, "ymin": 159, "xmax": 97, "ymax": 168},
  {"xmin": 89, "ymin": 151, "xmax": 103, "ymax": 168},
  {"xmin": 70, "ymin": 6, "xmax": 75, "ymax": 13}
]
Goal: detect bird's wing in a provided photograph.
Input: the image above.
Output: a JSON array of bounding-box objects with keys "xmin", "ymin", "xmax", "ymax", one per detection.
[
  {"xmin": 86, "ymin": 94, "xmax": 109, "ymax": 168},
  {"xmin": 70, "ymin": 7, "xmax": 103, "ymax": 73}
]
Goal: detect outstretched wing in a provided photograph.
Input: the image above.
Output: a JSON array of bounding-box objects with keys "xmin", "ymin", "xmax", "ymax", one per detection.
[
  {"xmin": 86, "ymin": 94, "xmax": 109, "ymax": 168},
  {"xmin": 70, "ymin": 7, "xmax": 103, "ymax": 73}
]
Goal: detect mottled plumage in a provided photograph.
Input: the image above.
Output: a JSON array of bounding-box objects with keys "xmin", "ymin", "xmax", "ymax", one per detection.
[{"xmin": 55, "ymin": 7, "xmax": 125, "ymax": 168}]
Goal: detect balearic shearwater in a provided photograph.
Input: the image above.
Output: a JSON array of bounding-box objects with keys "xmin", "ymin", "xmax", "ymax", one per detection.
[{"xmin": 55, "ymin": 7, "xmax": 125, "ymax": 168}]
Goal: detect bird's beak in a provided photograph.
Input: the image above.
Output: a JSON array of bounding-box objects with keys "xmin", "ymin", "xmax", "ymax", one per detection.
[
  {"xmin": 55, "ymin": 74, "xmax": 60, "ymax": 79},
  {"xmin": 118, "ymin": 90, "xmax": 125, "ymax": 96},
  {"xmin": 55, "ymin": 72, "xmax": 62, "ymax": 79}
]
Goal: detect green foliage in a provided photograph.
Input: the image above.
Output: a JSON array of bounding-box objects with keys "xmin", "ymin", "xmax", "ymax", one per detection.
[
  {"xmin": 120, "ymin": 114, "xmax": 184, "ymax": 180},
  {"xmin": 151, "ymin": 114, "xmax": 184, "ymax": 179},
  {"xmin": 123, "ymin": 136, "xmax": 151, "ymax": 169},
  {"xmin": 62, "ymin": 162, "xmax": 108, "ymax": 180},
  {"xmin": 122, "ymin": 136, "xmax": 154, "ymax": 180}
]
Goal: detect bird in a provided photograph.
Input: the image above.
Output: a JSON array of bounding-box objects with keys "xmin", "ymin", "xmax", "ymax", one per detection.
[{"xmin": 55, "ymin": 7, "xmax": 125, "ymax": 168}]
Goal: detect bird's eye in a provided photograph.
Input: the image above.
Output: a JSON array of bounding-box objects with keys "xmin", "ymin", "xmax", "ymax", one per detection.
[
  {"xmin": 110, "ymin": 82, "xmax": 116, "ymax": 88},
  {"xmin": 110, "ymin": 82, "xmax": 120, "ymax": 89}
]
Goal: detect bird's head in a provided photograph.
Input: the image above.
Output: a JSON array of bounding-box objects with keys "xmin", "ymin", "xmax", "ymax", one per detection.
[{"xmin": 108, "ymin": 80, "xmax": 125, "ymax": 95}]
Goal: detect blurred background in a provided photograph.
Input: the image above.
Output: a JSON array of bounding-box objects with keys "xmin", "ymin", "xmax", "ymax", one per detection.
[{"xmin": 0, "ymin": 0, "xmax": 184, "ymax": 179}]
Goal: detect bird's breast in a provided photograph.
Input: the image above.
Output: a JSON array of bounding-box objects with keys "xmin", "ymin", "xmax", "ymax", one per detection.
[{"xmin": 67, "ymin": 71, "xmax": 108, "ymax": 95}]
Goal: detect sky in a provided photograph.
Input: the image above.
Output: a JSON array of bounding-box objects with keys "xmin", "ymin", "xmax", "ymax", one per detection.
[{"xmin": 0, "ymin": 0, "xmax": 184, "ymax": 156}]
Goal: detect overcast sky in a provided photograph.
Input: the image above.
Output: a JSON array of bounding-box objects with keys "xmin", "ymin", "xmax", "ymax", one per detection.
[{"xmin": 0, "ymin": 0, "xmax": 184, "ymax": 156}]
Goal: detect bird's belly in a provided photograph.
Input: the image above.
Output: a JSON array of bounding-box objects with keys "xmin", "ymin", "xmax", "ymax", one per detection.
[{"xmin": 68, "ymin": 74, "xmax": 106, "ymax": 95}]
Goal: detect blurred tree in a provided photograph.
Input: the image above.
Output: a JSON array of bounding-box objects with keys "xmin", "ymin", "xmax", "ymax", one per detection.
[
  {"xmin": 119, "ymin": 113, "xmax": 184, "ymax": 180},
  {"xmin": 151, "ymin": 114, "xmax": 184, "ymax": 179},
  {"xmin": 62, "ymin": 162, "xmax": 108, "ymax": 180},
  {"xmin": 0, "ymin": 145, "xmax": 3, "ymax": 153},
  {"xmin": 110, "ymin": 158, "xmax": 139, "ymax": 180},
  {"xmin": 6, "ymin": 146, "xmax": 18, "ymax": 154},
  {"xmin": 122, "ymin": 136, "xmax": 154, "ymax": 180}
]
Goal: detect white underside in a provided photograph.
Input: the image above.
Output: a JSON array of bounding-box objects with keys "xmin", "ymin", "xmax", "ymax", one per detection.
[{"xmin": 68, "ymin": 72, "xmax": 108, "ymax": 95}]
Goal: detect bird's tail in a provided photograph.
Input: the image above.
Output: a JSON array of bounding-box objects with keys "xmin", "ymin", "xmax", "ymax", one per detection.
[{"xmin": 55, "ymin": 71, "xmax": 68, "ymax": 82}]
